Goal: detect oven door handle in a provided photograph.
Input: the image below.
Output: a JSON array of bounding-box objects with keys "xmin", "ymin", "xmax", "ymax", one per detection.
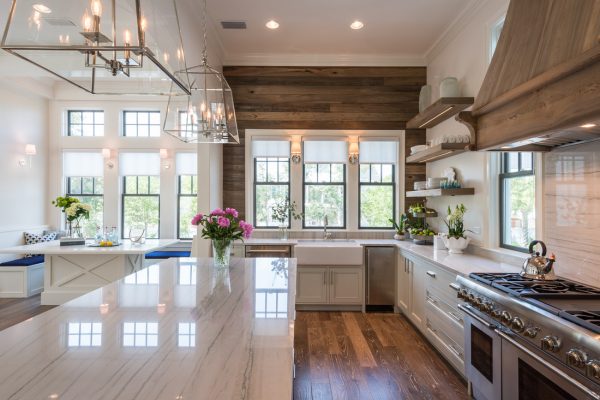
[
  {"xmin": 457, "ymin": 303, "xmax": 496, "ymax": 329},
  {"xmin": 495, "ymin": 329, "xmax": 600, "ymax": 400}
]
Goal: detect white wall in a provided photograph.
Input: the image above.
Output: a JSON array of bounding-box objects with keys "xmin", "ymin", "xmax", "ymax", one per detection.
[
  {"xmin": 424, "ymin": 0, "xmax": 509, "ymax": 248},
  {"xmin": 0, "ymin": 79, "xmax": 50, "ymax": 261}
]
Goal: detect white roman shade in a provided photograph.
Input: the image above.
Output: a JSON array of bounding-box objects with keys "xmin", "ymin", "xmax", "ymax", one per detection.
[
  {"xmin": 176, "ymin": 153, "xmax": 198, "ymax": 175},
  {"xmin": 63, "ymin": 152, "xmax": 103, "ymax": 177},
  {"xmin": 359, "ymin": 141, "xmax": 398, "ymax": 163},
  {"xmin": 119, "ymin": 152, "xmax": 160, "ymax": 176},
  {"xmin": 303, "ymin": 140, "xmax": 347, "ymax": 163},
  {"xmin": 252, "ymin": 140, "xmax": 290, "ymax": 158}
]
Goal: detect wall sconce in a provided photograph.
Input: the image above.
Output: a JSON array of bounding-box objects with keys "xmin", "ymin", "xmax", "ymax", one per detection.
[
  {"xmin": 348, "ymin": 140, "xmax": 359, "ymax": 165},
  {"xmin": 19, "ymin": 144, "xmax": 37, "ymax": 167},
  {"xmin": 102, "ymin": 148, "xmax": 114, "ymax": 169},
  {"xmin": 290, "ymin": 136, "xmax": 302, "ymax": 164},
  {"xmin": 160, "ymin": 148, "xmax": 171, "ymax": 169}
]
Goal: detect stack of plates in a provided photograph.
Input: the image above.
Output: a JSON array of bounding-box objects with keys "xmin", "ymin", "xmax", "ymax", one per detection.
[
  {"xmin": 414, "ymin": 181, "xmax": 428, "ymax": 190},
  {"xmin": 410, "ymin": 145, "xmax": 427, "ymax": 155}
]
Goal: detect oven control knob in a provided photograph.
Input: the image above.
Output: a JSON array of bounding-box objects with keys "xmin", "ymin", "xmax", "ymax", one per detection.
[
  {"xmin": 467, "ymin": 293, "xmax": 476, "ymax": 303},
  {"xmin": 458, "ymin": 289, "xmax": 468, "ymax": 299},
  {"xmin": 567, "ymin": 349, "xmax": 587, "ymax": 369},
  {"xmin": 511, "ymin": 317, "xmax": 525, "ymax": 332},
  {"xmin": 586, "ymin": 361, "xmax": 600, "ymax": 379},
  {"xmin": 482, "ymin": 301, "xmax": 494, "ymax": 313},
  {"xmin": 474, "ymin": 297, "xmax": 483, "ymax": 308},
  {"xmin": 523, "ymin": 327, "xmax": 539, "ymax": 338},
  {"xmin": 491, "ymin": 309, "xmax": 502, "ymax": 319},
  {"xmin": 541, "ymin": 336, "xmax": 561, "ymax": 353},
  {"xmin": 501, "ymin": 311, "xmax": 512, "ymax": 324}
]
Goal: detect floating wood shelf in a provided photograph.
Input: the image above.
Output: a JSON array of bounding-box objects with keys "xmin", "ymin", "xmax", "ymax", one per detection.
[
  {"xmin": 406, "ymin": 188, "xmax": 475, "ymax": 198},
  {"xmin": 406, "ymin": 143, "xmax": 474, "ymax": 164},
  {"xmin": 407, "ymin": 97, "xmax": 474, "ymax": 129}
]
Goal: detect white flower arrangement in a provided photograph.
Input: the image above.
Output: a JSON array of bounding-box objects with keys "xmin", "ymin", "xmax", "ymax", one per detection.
[{"xmin": 65, "ymin": 203, "xmax": 92, "ymax": 221}]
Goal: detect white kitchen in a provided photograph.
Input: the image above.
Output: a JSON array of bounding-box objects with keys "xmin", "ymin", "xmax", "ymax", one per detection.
[{"xmin": 0, "ymin": 0, "xmax": 598, "ymax": 399}]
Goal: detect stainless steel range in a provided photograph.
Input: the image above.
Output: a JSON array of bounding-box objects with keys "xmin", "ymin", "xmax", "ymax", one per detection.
[{"xmin": 457, "ymin": 272, "xmax": 600, "ymax": 400}]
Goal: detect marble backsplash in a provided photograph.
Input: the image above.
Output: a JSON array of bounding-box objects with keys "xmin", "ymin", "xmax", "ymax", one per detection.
[{"xmin": 544, "ymin": 141, "xmax": 600, "ymax": 286}]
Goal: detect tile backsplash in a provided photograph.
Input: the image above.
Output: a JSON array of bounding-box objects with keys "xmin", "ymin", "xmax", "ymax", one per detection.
[{"xmin": 544, "ymin": 141, "xmax": 600, "ymax": 285}]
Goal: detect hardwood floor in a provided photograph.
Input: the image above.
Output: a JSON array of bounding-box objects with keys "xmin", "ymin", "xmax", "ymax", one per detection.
[
  {"xmin": 293, "ymin": 311, "xmax": 468, "ymax": 400},
  {"xmin": 0, "ymin": 294, "xmax": 54, "ymax": 331}
]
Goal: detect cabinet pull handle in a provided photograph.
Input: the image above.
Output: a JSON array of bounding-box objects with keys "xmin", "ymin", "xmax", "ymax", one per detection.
[
  {"xmin": 449, "ymin": 283, "xmax": 460, "ymax": 291},
  {"xmin": 324, "ymin": 271, "xmax": 327, "ymax": 285},
  {"xmin": 448, "ymin": 311, "xmax": 463, "ymax": 323},
  {"xmin": 449, "ymin": 344, "xmax": 463, "ymax": 358},
  {"xmin": 426, "ymin": 271, "xmax": 436, "ymax": 278},
  {"xmin": 246, "ymin": 249, "xmax": 290, "ymax": 254}
]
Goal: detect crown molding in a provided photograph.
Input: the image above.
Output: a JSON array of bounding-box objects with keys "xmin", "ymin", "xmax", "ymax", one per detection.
[
  {"xmin": 425, "ymin": 0, "xmax": 506, "ymax": 64},
  {"xmin": 223, "ymin": 53, "xmax": 426, "ymax": 67}
]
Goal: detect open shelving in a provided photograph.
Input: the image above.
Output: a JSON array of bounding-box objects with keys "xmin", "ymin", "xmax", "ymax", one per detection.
[
  {"xmin": 406, "ymin": 188, "xmax": 475, "ymax": 198},
  {"xmin": 406, "ymin": 97, "xmax": 474, "ymax": 129},
  {"xmin": 406, "ymin": 142, "xmax": 474, "ymax": 164}
]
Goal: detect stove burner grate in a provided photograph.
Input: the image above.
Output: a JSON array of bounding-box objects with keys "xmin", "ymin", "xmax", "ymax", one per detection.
[
  {"xmin": 559, "ymin": 310, "xmax": 600, "ymax": 334},
  {"xmin": 469, "ymin": 273, "xmax": 600, "ymax": 298}
]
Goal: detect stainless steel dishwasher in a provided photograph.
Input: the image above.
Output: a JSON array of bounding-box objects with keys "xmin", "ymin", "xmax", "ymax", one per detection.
[{"xmin": 365, "ymin": 246, "xmax": 396, "ymax": 312}]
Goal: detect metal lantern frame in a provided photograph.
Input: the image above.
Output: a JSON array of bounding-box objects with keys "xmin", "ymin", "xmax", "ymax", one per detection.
[{"xmin": 1, "ymin": 0, "xmax": 191, "ymax": 95}]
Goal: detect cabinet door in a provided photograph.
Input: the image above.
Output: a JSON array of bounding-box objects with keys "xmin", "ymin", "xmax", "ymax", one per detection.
[
  {"xmin": 296, "ymin": 267, "xmax": 328, "ymax": 304},
  {"xmin": 329, "ymin": 267, "xmax": 363, "ymax": 304},
  {"xmin": 408, "ymin": 258, "xmax": 426, "ymax": 330},
  {"xmin": 397, "ymin": 253, "xmax": 411, "ymax": 314}
]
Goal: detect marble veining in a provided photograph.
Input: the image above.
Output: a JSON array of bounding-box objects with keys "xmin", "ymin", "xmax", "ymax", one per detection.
[
  {"xmin": 0, "ymin": 257, "xmax": 296, "ymax": 400},
  {"xmin": 544, "ymin": 141, "xmax": 600, "ymax": 286}
]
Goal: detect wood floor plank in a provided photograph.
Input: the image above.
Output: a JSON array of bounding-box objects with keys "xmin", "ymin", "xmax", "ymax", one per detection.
[
  {"xmin": 311, "ymin": 382, "xmax": 333, "ymax": 400},
  {"xmin": 308, "ymin": 324, "xmax": 333, "ymax": 383},
  {"xmin": 341, "ymin": 313, "xmax": 377, "ymax": 368},
  {"xmin": 0, "ymin": 294, "xmax": 54, "ymax": 332}
]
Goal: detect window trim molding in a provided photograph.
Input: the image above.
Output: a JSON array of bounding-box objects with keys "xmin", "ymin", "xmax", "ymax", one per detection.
[{"xmin": 177, "ymin": 175, "xmax": 197, "ymax": 240}]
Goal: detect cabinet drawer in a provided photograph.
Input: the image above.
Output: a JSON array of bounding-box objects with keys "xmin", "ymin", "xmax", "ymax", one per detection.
[
  {"xmin": 426, "ymin": 286, "xmax": 463, "ymax": 327},
  {"xmin": 421, "ymin": 263, "xmax": 460, "ymax": 303},
  {"xmin": 245, "ymin": 245, "xmax": 292, "ymax": 258},
  {"xmin": 425, "ymin": 316, "xmax": 465, "ymax": 375},
  {"xmin": 425, "ymin": 289, "xmax": 464, "ymax": 347}
]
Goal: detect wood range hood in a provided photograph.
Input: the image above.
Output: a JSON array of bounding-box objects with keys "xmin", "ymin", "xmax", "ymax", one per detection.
[{"xmin": 458, "ymin": 0, "xmax": 600, "ymax": 151}]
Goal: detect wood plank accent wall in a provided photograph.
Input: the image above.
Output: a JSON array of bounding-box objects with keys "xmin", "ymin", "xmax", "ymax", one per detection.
[{"xmin": 222, "ymin": 66, "xmax": 427, "ymax": 220}]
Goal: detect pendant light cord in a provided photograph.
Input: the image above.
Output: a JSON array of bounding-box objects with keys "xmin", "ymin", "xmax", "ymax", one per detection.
[{"xmin": 201, "ymin": 0, "xmax": 208, "ymax": 64}]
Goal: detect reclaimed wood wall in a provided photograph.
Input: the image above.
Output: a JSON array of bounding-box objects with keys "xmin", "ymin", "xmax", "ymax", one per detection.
[{"xmin": 222, "ymin": 66, "xmax": 427, "ymax": 220}]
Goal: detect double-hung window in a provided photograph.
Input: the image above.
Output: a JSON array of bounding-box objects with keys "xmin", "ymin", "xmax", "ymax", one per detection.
[
  {"xmin": 358, "ymin": 141, "xmax": 397, "ymax": 229},
  {"xmin": 499, "ymin": 152, "xmax": 535, "ymax": 251},
  {"xmin": 120, "ymin": 153, "xmax": 161, "ymax": 239},
  {"xmin": 303, "ymin": 140, "xmax": 347, "ymax": 228},
  {"xmin": 123, "ymin": 111, "xmax": 161, "ymax": 137},
  {"xmin": 176, "ymin": 153, "xmax": 198, "ymax": 239},
  {"xmin": 253, "ymin": 140, "xmax": 291, "ymax": 228},
  {"xmin": 67, "ymin": 110, "xmax": 104, "ymax": 136},
  {"xmin": 63, "ymin": 152, "xmax": 104, "ymax": 238}
]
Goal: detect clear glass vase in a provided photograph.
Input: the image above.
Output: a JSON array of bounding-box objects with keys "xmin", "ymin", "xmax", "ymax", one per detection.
[
  {"xmin": 278, "ymin": 224, "xmax": 288, "ymax": 240},
  {"xmin": 212, "ymin": 239, "xmax": 232, "ymax": 268}
]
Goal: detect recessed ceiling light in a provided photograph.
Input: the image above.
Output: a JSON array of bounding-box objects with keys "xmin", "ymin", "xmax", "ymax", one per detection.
[
  {"xmin": 350, "ymin": 20, "xmax": 364, "ymax": 30},
  {"xmin": 32, "ymin": 4, "xmax": 52, "ymax": 14},
  {"xmin": 266, "ymin": 20, "xmax": 279, "ymax": 29},
  {"xmin": 580, "ymin": 123, "xmax": 597, "ymax": 128}
]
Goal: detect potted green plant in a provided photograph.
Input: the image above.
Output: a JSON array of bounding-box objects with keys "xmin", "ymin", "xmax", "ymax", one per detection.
[
  {"xmin": 390, "ymin": 214, "xmax": 409, "ymax": 240},
  {"xmin": 271, "ymin": 199, "xmax": 303, "ymax": 240},
  {"xmin": 442, "ymin": 204, "xmax": 470, "ymax": 254}
]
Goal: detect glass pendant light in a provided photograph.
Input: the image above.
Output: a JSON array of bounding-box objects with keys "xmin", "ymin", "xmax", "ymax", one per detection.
[
  {"xmin": 1, "ymin": 0, "xmax": 190, "ymax": 95},
  {"xmin": 162, "ymin": 0, "xmax": 239, "ymax": 144}
]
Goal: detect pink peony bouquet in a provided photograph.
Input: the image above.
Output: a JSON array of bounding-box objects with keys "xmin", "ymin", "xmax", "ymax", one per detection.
[{"xmin": 191, "ymin": 208, "xmax": 253, "ymax": 242}]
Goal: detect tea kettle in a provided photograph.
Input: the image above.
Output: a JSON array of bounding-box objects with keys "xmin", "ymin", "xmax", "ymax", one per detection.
[{"xmin": 521, "ymin": 240, "xmax": 557, "ymax": 280}]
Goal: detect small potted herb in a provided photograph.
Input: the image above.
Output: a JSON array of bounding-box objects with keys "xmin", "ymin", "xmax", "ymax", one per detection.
[
  {"xmin": 390, "ymin": 214, "xmax": 409, "ymax": 240},
  {"xmin": 442, "ymin": 204, "xmax": 470, "ymax": 253}
]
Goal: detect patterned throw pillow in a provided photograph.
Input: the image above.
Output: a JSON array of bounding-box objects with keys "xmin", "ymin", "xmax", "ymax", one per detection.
[{"xmin": 23, "ymin": 232, "xmax": 57, "ymax": 257}]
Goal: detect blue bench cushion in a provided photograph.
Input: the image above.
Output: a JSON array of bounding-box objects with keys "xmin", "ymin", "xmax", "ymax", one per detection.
[
  {"xmin": 0, "ymin": 255, "xmax": 44, "ymax": 266},
  {"xmin": 145, "ymin": 251, "xmax": 191, "ymax": 259}
]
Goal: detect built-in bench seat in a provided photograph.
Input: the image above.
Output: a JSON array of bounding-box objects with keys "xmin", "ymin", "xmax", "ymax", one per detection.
[
  {"xmin": 145, "ymin": 251, "xmax": 191, "ymax": 259},
  {"xmin": 0, "ymin": 256, "xmax": 44, "ymax": 298}
]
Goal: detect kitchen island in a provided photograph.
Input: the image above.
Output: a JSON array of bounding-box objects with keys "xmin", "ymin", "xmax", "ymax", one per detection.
[
  {"xmin": 0, "ymin": 257, "xmax": 296, "ymax": 400},
  {"xmin": 0, "ymin": 239, "xmax": 177, "ymax": 305}
]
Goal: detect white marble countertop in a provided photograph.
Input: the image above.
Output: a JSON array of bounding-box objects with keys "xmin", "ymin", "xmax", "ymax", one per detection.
[
  {"xmin": 0, "ymin": 239, "xmax": 178, "ymax": 255},
  {"xmin": 0, "ymin": 257, "xmax": 296, "ymax": 400},
  {"xmin": 243, "ymin": 237, "xmax": 522, "ymax": 277}
]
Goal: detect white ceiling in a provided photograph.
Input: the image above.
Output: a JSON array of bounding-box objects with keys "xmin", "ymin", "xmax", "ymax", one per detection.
[{"xmin": 200, "ymin": 0, "xmax": 476, "ymax": 65}]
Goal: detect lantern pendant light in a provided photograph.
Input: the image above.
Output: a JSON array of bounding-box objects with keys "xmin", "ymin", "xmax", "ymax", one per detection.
[
  {"xmin": 1, "ymin": 0, "xmax": 190, "ymax": 95},
  {"xmin": 162, "ymin": 0, "xmax": 239, "ymax": 144}
]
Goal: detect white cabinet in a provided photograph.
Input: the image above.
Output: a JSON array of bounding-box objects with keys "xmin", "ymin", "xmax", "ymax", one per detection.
[
  {"xmin": 296, "ymin": 266, "xmax": 363, "ymax": 306},
  {"xmin": 330, "ymin": 267, "xmax": 363, "ymax": 304},
  {"xmin": 296, "ymin": 267, "xmax": 328, "ymax": 304},
  {"xmin": 396, "ymin": 252, "xmax": 425, "ymax": 329}
]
